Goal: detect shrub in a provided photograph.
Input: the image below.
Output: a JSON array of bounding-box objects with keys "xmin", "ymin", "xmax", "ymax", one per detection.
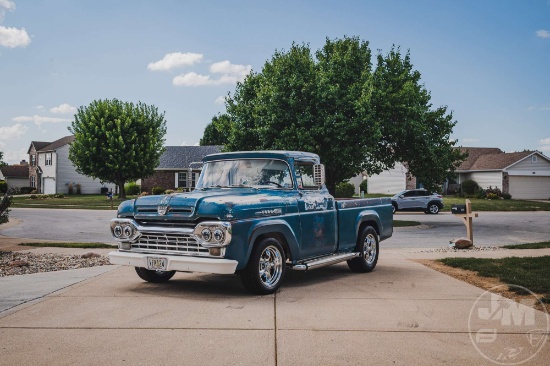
[
  {"xmin": 54, "ymin": 194, "xmax": 64, "ymax": 198},
  {"xmin": 335, "ymin": 182, "xmax": 355, "ymax": 198},
  {"xmin": 152, "ymin": 186, "xmax": 165, "ymax": 195},
  {"xmin": 30, "ymin": 195, "xmax": 38, "ymax": 199},
  {"xmin": 76, "ymin": 183, "xmax": 81, "ymax": 194},
  {"xmin": 461, "ymin": 179, "xmax": 479, "ymax": 195},
  {"xmin": 475, "ymin": 189, "xmax": 486, "ymax": 199},
  {"xmin": 19, "ymin": 187, "xmax": 34, "ymax": 194},
  {"xmin": 165, "ymin": 189, "xmax": 175, "ymax": 194},
  {"xmin": 125, "ymin": 182, "xmax": 141, "ymax": 196},
  {"xmin": 359, "ymin": 180, "xmax": 368, "ymax": 194},
  {"xmin": 0, "ymin": 194, "xmax": 11, "ymax": 224},
  {"xmin": 502, "ymin": 193, "xmax": 512, "ymax": 200},
  {"xmin": 0, "ymin": 181, "xmax": 7, "ymax": 194},
  {"xmin": 68, "ymin": 183, "xmax": 74, "ymax": 195},
  {"xmin": 486, "ymin": 193, "xmax": 499, "ymax": 200}
]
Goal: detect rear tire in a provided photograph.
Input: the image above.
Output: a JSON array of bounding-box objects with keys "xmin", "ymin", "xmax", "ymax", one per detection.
[
  {"xmin": 241, "ymin": 237, "xmax": 286, "ymax": 295},
  {"xmin": 135, "ymin": 267, "xmax": 176, "ymax": 283},
  {"xmin": 347, "ymin": 226, "xmax": 379, "ymax": 273}
]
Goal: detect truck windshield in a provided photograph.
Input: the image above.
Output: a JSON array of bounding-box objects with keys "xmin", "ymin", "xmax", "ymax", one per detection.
[{"xmin": 196, "ymin": 159, "xmax": 294, "ymax": 189}]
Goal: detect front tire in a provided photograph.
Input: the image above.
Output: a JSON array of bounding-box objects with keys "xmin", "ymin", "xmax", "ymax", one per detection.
[
  {"xmin": 426, "ymin": 202, "xmax": 440, "ymax": 214},
  {"xmin": 391, "ymin": 203, "xmax": 397, "ymax": 214},
  {"xmin": 347, "ymin": 226, "xmax": 379, "ymax": 273},
  {"xmin": 135, "ymin": 267, "xmax": 176, "ymax": 283},
  {"xmin": 241, "ymin": 237, "xmax": 286, "ymax": 295}
]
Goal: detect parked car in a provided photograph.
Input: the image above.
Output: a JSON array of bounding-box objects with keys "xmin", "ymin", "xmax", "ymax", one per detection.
[{"xmin": 391, "ymin": 189, "xmax": 443, "ymax": 214}]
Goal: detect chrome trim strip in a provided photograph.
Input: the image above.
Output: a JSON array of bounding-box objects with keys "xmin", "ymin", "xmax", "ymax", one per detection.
[{"xmin": 291, "ymin": 252, "xmax": 359, "ymax": 271}]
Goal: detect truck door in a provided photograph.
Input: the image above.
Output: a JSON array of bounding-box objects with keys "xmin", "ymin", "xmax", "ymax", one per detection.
[{"xmin": 295, "ymin": 164, "xmax": 338, "ymax": 258}]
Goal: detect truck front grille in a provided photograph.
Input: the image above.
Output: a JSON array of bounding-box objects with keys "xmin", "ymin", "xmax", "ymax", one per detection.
[{"xmin": 131, "ymin": 232, "xmax": 209, "ymax": 256}]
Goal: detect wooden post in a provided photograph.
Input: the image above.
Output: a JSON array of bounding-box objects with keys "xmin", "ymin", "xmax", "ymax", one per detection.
[{"xmin": 454, "ymin": 199, "xmax": 478, "ymax": 244}]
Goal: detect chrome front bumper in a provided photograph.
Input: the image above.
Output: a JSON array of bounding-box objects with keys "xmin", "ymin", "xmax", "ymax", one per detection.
[{"xmin": 109, "ymin": 251, "xmax": 238, "ymax": 275}]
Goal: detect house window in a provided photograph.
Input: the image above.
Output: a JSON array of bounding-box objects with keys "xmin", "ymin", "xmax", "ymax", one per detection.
[
  {"xmin": 31, "ymin": 155, "xmax": 36, "ymax": 166},
  {"xmin": 45, "ymin": 153, "xmax": 52, "ymax": 166},
  {"xmin": 31, "ymin": 176, "xmax": 36, "ymax": 188},
  {"xmin": 177, "ymin": 171, "xmax": 199, "ymax": 188},
  {"xmin": 532, "ymin": 155, "xmax": 537, "ymax": 164}
]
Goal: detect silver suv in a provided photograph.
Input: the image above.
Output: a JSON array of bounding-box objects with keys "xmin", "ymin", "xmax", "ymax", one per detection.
[{"xmin": 391, "ymin": 189, "xmax": 443, "ymax": 214}]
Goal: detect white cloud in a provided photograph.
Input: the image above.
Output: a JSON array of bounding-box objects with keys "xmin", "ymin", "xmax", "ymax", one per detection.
[
  {"xmin": 540, "ymin": 145, "xmax": 550, "ymax": 152},
  {"xmin": 539, "ymin": 138, "xmax": 550, "ymax": 145},
  {"xmin": 2, "ymin": 147, "xmax": 27, "ymax": 165},
  {"xmin": 536, "ymin": 29, "xmax": 550, "ymax": 39},
  {"xmin": 173, "ymin": 61, "xmax": 251, "ymax": 87},
  {"xmin": 147, "ymin": 52, "xmax": 203, "ymax": 71},
  {"xmin": 214, "ymin": 96, "xmax": 225, "ymax": 105},
  {"xmin": 13, "ymin": 115, "xmax": 72, "ymax": 126},
  {"xmin": 50, "ymin": 103, "xmax": 77, "ymax": 115},
  {"xmin": 0, "ymin": 25, "xmax": 30, "ymax": 48},
  {"xmin": 35, "ymin": 105, "xmax": 45, "ymax": 110},
  {"xmin": 0, "ymin": 122, "xmax": 27, "ymax": 140},
  {"xmin": 540, "ymin": 106, "xmax": 550, "ymax": 111},
  {"xmin": 0, "ymin": 0, "xmax": 15, "ymax": 22},
  {"xmin": 461, "ymin": 138, "xmax": 480, "ymax": 143}
]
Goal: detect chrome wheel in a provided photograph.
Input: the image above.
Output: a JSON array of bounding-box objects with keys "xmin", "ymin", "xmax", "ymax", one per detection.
[
  {"xmin": 363, "ymin": 233, "xmax": 377, "ymax": 265},
  {"xmin": 259, "ymin": 245, "xmax": 283, "ymax": 289},
  {"xmin": 429, "ymin": 204, "xmax": 439, "ymax": 214}
]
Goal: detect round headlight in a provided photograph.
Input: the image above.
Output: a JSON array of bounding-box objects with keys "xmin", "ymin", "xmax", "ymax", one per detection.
[
  {"xmin": 113, "ymin": 225, "xmax": 123, "ymax": 238},
  {"xmin": 201, "ymin": 228, "xmax": 212, "ymax": 242},
  {"xmin": 123, "ymin": 225, "xmax": 133, "ymax": 239},
  {"xmin": 213, "ymin": 229, "xmax": 224, "ymax": 243}
]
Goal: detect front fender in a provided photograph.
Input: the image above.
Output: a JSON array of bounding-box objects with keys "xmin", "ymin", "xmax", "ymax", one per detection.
[{"xmin": 247, "ymin": 219, "xmax": 300, "ymax": 264}]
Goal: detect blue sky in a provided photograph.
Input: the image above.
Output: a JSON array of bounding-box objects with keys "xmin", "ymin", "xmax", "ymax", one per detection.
[{"xmin": 1, "ymin": 0, "xmax": 549, "ymax": 164}]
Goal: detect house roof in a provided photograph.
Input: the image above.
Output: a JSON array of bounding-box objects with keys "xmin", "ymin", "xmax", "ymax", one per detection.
[
  {"xmin": 38, "ymin": 135, "xmax": 75, "ymax": 152},
  {"xmin": 456, "ymin": 147, "xmax": 503, "ymax": 170},
  {"xmin": 0, "ymin": 165, "xmax": 29, "ymax": 178},
  {"xmin": 157, "ymin": 146, "xmax": 223, "ymax": 169},
  {"xmin": 456, "ymin": 147, "xmax": 539, "ymax": 171},
  {"xmin": 27, "ymin": 141, "xmax": 51, "ymax": 154}
]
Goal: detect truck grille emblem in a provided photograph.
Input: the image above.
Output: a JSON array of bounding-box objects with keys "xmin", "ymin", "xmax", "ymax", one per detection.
[{"xmin": 157, "ymin": 196, "xmax": 170, "ymax": 215}]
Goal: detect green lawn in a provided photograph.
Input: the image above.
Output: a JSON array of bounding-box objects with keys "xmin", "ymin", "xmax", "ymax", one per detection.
[
  {"xmin": 503, "ymin": 242, "xmax": 550, "ymax": 249},
  {"xmin": 438, "ymin": 256, "xmax": 550, "ymax": 302},
  {"xmin": 10, "ymin": 194, "xmax": 133, "ymax": 210},
  {"xmin": 442, "ymin": 197, "xmax": 550, "ymax": 212}
]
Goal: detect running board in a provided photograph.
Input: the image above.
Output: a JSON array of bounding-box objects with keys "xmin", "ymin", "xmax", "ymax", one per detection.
[{"xmin": 290, "ymin": 252, "xmax": 360, "ymax": 271}]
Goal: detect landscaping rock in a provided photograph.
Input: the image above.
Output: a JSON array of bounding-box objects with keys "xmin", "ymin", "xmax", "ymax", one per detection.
[
  {"xmin": 450, "ymin": 238, "xmax": 473, "ymax": 249},
  {"xmin": 81, "ymin": 252, "xmax": 101, "ymax": 259}
]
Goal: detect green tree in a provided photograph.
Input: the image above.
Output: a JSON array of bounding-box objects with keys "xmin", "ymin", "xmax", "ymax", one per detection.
[
  {"xmin": 0, "ymin": 151, "xmax": 7, "ymax": 167},
  {"xmin": 200, "ymin": 114, "xmax": 231, "ymax": 146},
  {"xmin": 216, "ymin": 37, "xmax": 465, "ymax": 194},
  {"xmin": 68, "ymin": 99, "xmax": 167, "ymax": 198}
]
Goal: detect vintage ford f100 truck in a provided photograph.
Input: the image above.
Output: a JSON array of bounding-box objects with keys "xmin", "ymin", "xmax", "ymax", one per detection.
[{"xmin": 109, "ymin": 151, "xmax": 393, "ymax": 294}]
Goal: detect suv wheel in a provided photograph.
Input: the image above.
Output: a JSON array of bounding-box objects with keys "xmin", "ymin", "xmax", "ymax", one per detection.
[{"xmin": 426, "ymin": 202, "xmax": 440, "ymax": 214}]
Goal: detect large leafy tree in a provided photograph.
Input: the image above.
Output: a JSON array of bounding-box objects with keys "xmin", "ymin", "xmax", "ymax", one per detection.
[
  {"xmin": 200, "ymin": 114, "xmax": 232, "ymax": 146},
  {"xmin": 216, "ymin": 36, "xmax": 464, "ymax": 194},
  {"xmin": 0, "ymin": 151, "xmax": 6, "ymax": 167},
  {"xmin": 68, "ymin": 99, "xmax": 167, "ymax": 198}
]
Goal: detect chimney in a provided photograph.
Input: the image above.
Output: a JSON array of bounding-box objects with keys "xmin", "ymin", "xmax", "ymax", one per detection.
[{"xmin": 20, "ymin": 159, "xmax": 28, "ymax": 166}]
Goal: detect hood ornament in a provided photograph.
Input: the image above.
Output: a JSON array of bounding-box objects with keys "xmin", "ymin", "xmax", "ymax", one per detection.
[{"xmin": 157, "ymin": 196, "xmax": 170, "ymax": 215}]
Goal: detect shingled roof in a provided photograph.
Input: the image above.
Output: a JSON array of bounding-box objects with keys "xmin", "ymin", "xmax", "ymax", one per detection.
[
  {"xmin": 157, "ymin": 146, "xmax": 222, "ymax": 169},
  {"xmin": 0, "ymin": 165, "xmax": 29, "ymax": 178},
  {"xmin": 456, "ymin": 147, "xmax": 535, "ymax": 171},
  {"xmin": 38, "ymin": 135, "xmax": 75, "ymax": 152},
  {"xmin": 27, "ymin": 141, "xmax": 51, "ymax": 154}
]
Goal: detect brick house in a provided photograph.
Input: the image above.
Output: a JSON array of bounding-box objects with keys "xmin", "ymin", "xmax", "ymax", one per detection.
[{"xmin": 141, "ymin": 146, "xmax": 222, "ymax": 193}]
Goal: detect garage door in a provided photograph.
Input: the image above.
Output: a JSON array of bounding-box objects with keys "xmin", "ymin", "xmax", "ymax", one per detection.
[
  {"xmin": 43, "ymin": 178, "xmax": 56, "ymax": 194},
  {"xmin": 508, "ymin": 176, "xmax": 550, "ymax": 200}
]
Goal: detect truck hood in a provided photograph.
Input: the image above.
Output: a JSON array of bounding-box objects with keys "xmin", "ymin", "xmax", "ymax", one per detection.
[{"xmin": 119, "ymin": 188, "xmax": 294, "ymax": 222}]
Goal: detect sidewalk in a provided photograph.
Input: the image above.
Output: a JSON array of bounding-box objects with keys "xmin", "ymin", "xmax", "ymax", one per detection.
[{"xmin": 0, "ymin": 249, "xmax": 548, "ymax": 365}]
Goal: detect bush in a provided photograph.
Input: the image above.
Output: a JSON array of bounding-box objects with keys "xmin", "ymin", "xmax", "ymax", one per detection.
[
  {"xmin": 125, "ymin": 182, "xmax": 141, "ymax": 196},
  {"xmin": 335, "ymin": 182, "xmax": 355, "ymax": 198},
  {"xmin": 502, "ymin": 193, "xmax": 512, "ymax": 200},
  {"xmin": 30, "ymin": 195, "xmax": 38, "ymax": 199},
  {"xmin": 0, "ymin": 194, "xmax": 11, "ymax": 224},
  {"xmin": 486, "ymin": 193, "xmax": 499, "ymax": 200},
  {"xmin": 54, "ymin": 194, "xmax": 64, "ymax": 198},
  {"xmin": 165, "ymin": 189, "xmax": 175, "ymax": 194},
  {"xmin": 461, "ymin": 179, "xmax": 480, "ymax": 195},
  {"xmin": 152, "ymin": 186, "xmax": 165, "ymax": 195},
  {"xmin": 0, "ymin": 181, "xmax": 8, "ymax": 194},
  {"xmin": 76, "ymin": 183, "xmax": 81, "ymax": 194},
  {"xmin": 359, "ymin": 180, "xmax": 368, "ymax": 194},
  {"xmin": 20, "ymin": 187, "xmax": 34, "ymax": 194}
]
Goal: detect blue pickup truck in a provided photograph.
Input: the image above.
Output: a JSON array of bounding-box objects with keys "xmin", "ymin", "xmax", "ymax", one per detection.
[{"xmin": 109, "ymin": 151, "xmax": 393, "ymax": 294}]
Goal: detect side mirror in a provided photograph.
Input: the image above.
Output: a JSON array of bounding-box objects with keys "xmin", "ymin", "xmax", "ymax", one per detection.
[{"xmin": 313, "ymin": 164, "xmax": 325, "ymax": 187}]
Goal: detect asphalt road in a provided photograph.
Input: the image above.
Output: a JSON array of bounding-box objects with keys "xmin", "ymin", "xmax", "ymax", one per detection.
[{"xmin": 2, "ymin": 208, "xmax": 549, "ymax": 248}]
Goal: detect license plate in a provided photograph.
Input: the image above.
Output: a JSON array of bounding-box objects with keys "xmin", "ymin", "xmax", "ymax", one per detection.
[{"xmin": 147, "ymin": 257, "xmax": 167, "ymax": 271}]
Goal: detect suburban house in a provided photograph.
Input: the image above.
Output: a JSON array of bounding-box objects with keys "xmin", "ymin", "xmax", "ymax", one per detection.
[
  {"xmin": 141, "ymin": 145, "xmax": 222, "ymax": 193},
  {"xmin": 0, "ymin": 162, "xmax": 29, "ymax": 190},
  {"xmin": 27, "ymin": 136, "xmax": 116, "ymax": 195},
  {"xmin": 454, "ymin": 148, "xmax": 550, "ymax": 199}
]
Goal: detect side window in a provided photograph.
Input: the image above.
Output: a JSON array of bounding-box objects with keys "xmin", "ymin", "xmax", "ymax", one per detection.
[
  {"xmin": 296, "ymin": 164, "xmax": 317, "ymax": 190},
  {"xmin": 418, "ymin": 190, "xmax": 429, "ymax": 197},
  {"xmin": 403, "ymin": 191, "xmax": 416, "ymax": 198}
]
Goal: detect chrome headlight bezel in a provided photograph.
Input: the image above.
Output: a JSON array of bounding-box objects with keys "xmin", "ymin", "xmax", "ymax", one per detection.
[
  {"xmin": 110, "ymin": 219, "xmax": 141, "ymax": 242},
  {"xmin": 193, "ymin": 221, "xmax": 232, "ymax": 247}
]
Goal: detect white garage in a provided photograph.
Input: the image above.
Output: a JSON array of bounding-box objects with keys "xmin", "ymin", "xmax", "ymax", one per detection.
[
  {"xmin": 43, "ymin": 177, "xmax": 56, "ymax": 194},
  {"xmin": 509, "ymin": 176, "xmax": 550, "ymax": 200}
]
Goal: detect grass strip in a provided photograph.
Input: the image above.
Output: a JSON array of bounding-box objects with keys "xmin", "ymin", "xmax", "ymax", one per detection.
[
  {"xmin": 502, "ymin": 242, "xmax": 550, "ymax": 249},
  {"xmin": 20, "ymin": 242, "xmax": 115, "ymax": 249},
  {"xmin": 438, "ymin": 256, "xmax": 550, "ymax": 302}
]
